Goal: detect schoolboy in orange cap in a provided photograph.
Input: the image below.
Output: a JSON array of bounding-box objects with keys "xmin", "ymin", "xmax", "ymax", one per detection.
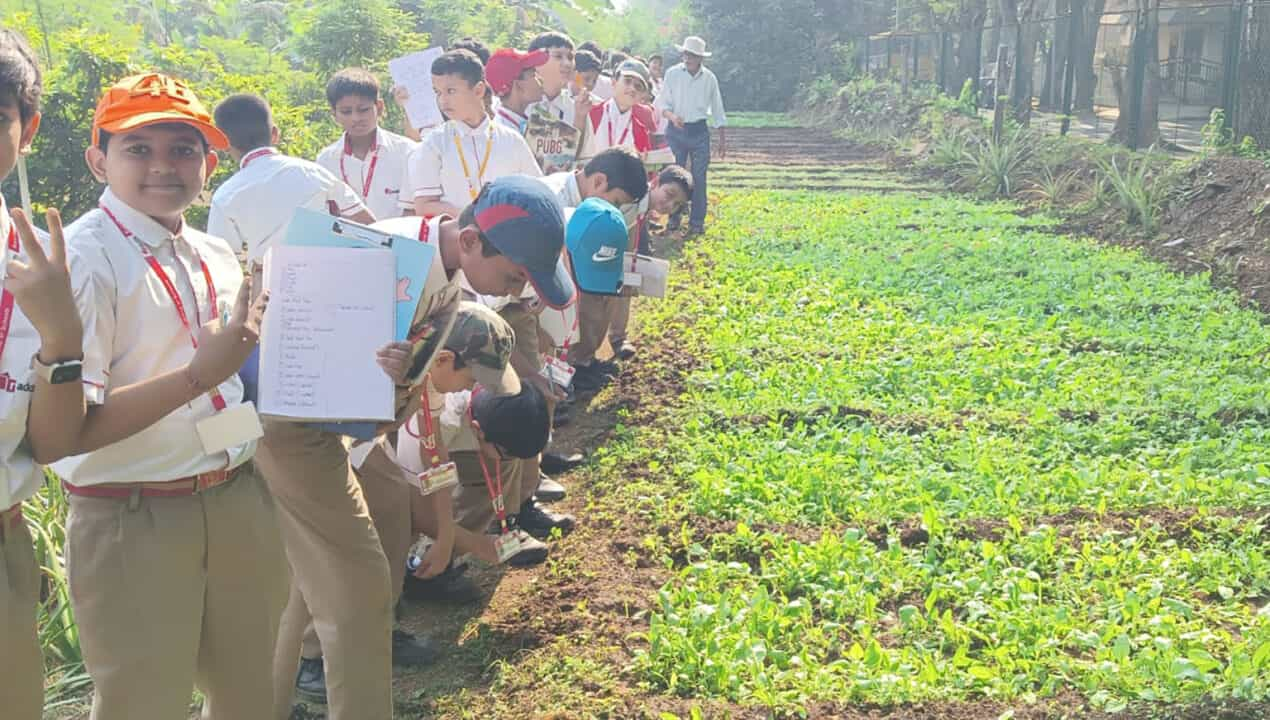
[{"xmin": 51, "ymin": 72, "xmax": 287, "ymax": 720}]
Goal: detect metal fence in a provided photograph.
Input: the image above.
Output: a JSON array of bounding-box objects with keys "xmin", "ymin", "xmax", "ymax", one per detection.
[{"xmin": 854, "ymin": 0, "xmax": 1270, "ymax": 151}]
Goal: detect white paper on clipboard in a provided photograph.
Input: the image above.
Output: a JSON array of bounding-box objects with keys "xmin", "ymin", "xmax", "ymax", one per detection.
[
  {"xmin": 388, "ymin": 47, "xmax": 445, "ymax": 130},
  {"xmin": 622, "ymin": 253, "xmax": 670, "ymax": 298}
]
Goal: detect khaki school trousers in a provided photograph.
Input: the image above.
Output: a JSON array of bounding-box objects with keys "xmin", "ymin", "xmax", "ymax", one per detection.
[
  {"xmin": 567, "ymin": 292, "xmax": 621, "ymax": 367},
  {"xmin": 66, "ymin": 469, "xmax": 287, "ymax": 720},
  {"xmin": 1, "ymin": 508, "xmax": 42, "ymax": 720},
  {"xmin": 502, "ymin": 303, "xmax": 546, "ymax": 507},
  {"xmin": 609, "ymin": 295, "xmax": 632, "ymax": 345},
  {"xmin": 299, "ymin": 441, "xmax": 412, "ymax": 659},
  {"xmin": 256, "ymin": 422, "xmax": 393, "ymax": 720},
  {"xmin": 451, "ymin": 450, "xmax": 522, "ymax": 533}
]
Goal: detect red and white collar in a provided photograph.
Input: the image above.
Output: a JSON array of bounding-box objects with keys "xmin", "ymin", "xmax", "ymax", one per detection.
[{"xmin": 240, "ymin": 146, "xmax": 278, "ymax": 168}]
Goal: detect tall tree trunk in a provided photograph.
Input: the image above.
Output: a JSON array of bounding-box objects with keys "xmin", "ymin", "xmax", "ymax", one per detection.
[
  {"xmin": 1110, "ymin": 0, "xmax": 1160, "ymax": 147},
  {"xmin": 1236, "ymin": 8, "xmax": 1270, "ymax": 147},
  {"xmin": 950, "ymin": 1, "xmax": 989, "ymax": 96},
  {"xmin": 1073, "ymin": 0, "xmax": 1108, "ymax": 110}
]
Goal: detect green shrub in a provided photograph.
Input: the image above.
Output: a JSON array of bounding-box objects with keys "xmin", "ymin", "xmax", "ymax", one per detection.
[
  {"xmin": 1097, "ymin": 149, "xmax": 1176, "ymax": 234},
  {"xmin": 959, "ymin": 124, "xmax": 1033, "ymax": 197}
]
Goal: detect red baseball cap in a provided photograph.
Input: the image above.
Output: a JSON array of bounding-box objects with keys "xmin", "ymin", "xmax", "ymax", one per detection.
[{"xmin": 485, "ymin": 48, "xmax": 548, "ymax": 96}]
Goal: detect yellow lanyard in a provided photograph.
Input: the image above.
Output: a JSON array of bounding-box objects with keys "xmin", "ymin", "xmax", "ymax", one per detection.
[{"xmin": 453, "ymin": 126, "xmax": 494, "ymax": 200}]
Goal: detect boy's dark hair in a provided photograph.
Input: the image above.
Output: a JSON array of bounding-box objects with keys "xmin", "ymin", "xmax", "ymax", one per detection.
[
  {"xmin": 326, "ymin": 67, "xmax": 380, "ymax": 107},
  {"xmin": 457, "ymin": 188, "xmax": 503, "ymax": 258},
  {"xmin": 658, "ymin": 164, "xmax": 693, "ymax": 198},
  {"xmin": 649, "ymin": 53, "xmax": 663, "ymax": 64},
  {"xmin": 583, "ymin": 147, "xmax": 648, "ymax": 202},
  {"xmin": 574, "ymin": 50, "xmax": 602, "ymax": 74},
  {"xmin": 451, "ymin": 37, "xmax": 491, "ymax": 65},
  {"xmin": 0, "ymin": 28, "xmax": 42, "ymax": 124},
  {"xmin": 528, "ymin": 31, "xmax": 574, "ymax": 54},
  {"xmin": 472, "ymin": 382, "xmax": 550, "ymax": 459},
  {"xmin": 432, "ymin": 49, "xmax": 485, "ymax": 86},
  {"xmin": 213, "ymin": 93, "xmax": 273, "ymax": 152},
  {"xmin": 578, "ymin": 41, "xmax": 603, "ymax": 57}
]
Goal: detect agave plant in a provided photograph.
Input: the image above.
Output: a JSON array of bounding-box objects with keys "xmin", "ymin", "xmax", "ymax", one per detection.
[{"xmin": 959, "ymin": 124, "xmax": 1033, "ymax": 197}]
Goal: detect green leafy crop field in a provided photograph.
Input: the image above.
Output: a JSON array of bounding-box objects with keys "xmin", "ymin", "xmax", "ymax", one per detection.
[{"xmin": 622, "ymin": 189, "xmax": 1270, "ymax": 714}]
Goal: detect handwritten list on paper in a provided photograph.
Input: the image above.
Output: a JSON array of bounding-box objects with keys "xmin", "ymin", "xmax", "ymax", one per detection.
[{"xmin": 259, "ymin": 245, "xmax": 396, "ymax": 422}]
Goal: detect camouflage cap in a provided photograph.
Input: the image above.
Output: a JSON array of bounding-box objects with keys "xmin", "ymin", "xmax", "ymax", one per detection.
[{"xmin": 445, "ymin": 302, "xmax": 520, "ymax": 396}]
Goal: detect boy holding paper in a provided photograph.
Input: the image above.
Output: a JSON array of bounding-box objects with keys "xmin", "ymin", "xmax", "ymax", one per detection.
[
  {"xmin": 263, "ymin": 175, "xmax": 573, "ymax": 720},
  {"xmin": 289, "ymin": 302, "xmax": 536, "ymax": 704},
  {"xmin": 54, "ymin": 72, "xmax": 283, "ymax": 720},
  {"xmin": 407, "ymin": 49, "xmax": 541, "ymax": 219}
]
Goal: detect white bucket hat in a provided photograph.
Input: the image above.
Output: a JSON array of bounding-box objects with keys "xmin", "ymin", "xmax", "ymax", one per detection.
[{"xmin": 676, "ymin": 36, "xmax": 712, "ymax": 58}]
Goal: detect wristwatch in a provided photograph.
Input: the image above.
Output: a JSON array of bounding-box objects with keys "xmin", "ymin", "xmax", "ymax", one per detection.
[{"xmin": 31, "ymin": 354, "xmax": 83, "ymax": 385}]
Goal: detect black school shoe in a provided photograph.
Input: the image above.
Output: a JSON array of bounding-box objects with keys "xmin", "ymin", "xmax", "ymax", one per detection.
[
  {"xmin": 572, "ymin": 362, "xmax": 618, "ymax": 393},
  {"xmin": 541, "ymin": 451, "xmax": 584, "ymax": 475},
  {"xmin": 516, "ymin": 500, "xmax": 576, "ymax": 539},
  {"xmin": 392, "ymin": 629, "xmax": 440, "ymax": 667},
  {"xmin": 402, "ymin": 562, "xmax": 483, "ymax": 604},
  {"xmin": 294, "ymin": 657, "xmax": 326, "ymax": 704}
]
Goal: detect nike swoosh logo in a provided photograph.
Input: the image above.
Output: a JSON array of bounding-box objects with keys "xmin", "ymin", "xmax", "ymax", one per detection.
[{"xmin": 592, "ymin": 247, "xmax": 620, "ymax": 263}]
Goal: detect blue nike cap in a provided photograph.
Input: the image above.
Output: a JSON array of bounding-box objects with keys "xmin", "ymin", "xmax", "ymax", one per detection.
[{"xmin": 565, "ymin": 197, "xmax": 628, "ymax": 295}]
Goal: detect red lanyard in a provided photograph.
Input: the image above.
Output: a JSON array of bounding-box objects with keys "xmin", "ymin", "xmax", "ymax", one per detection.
[
  {"xmin": 556, "ymin": 303, "xmax": 579, "ymax": 358},
  {"xmin": 403, "ymin": 374, "xmax": 444, "ymax": 470},
  {"xmin": 469, "ymin": 390, "xmax": 510, "ymax": 535},
  {"xmin": 100, "ymin": 203, "xmax": 227, "ymax": 411},
  {"xmin": 339, "ymin": 133, "xmax": 380, "ymax": 199},
  {"xmin": 240, "ymin": 146, "xmax": 276, "ymax": 168},
  {"xmin": 0, "ymin": 224, "xmax": 20, "ymax": 363},
  {"xmin": 606, "ymin": 102, "xmax": 632, "ymax": 147}
]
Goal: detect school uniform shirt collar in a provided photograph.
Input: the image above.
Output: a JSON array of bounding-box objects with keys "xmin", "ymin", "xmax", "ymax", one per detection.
[
  {"xmin": 452, "ymin": 116, "xmax": 491, "ymax": 139},
  {"xmin": 99, "ymin": 186, "xmax": 187, "ymax": 249},
  {"xmin": 344, "ymin": 127, "xmax": 382, "ymax": 155}
]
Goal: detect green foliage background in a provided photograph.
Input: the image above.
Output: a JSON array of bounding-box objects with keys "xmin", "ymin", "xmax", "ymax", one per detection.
[{"xmin": 0, "ymin": 0, "xmax": 666, "ymax": 226}]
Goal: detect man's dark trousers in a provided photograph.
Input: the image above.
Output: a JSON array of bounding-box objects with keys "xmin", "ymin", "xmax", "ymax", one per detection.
[{"xmin": 666, "ymin": 120, "xmax": 710, "ymax": 233}]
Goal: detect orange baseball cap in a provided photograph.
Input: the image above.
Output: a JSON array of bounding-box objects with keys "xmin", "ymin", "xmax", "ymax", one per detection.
[{"xmin": 92, "ymin": 73, "xmax": 230, "ymax": 151}]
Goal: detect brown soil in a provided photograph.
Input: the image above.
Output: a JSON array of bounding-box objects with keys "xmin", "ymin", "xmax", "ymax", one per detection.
[
  {"xmin": 285, "ymin": 126, "xmax": 1270, "ymax": 720},
  {"xmin": 1081, "ymin": 158, "xmax": 1270, "ymax": 314}
]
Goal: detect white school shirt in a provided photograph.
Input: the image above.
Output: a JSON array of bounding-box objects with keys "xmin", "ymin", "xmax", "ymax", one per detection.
[
  {"xmin": 578, "ymin": 98, "xmax": 638, "ymax": 162},
  {"xmin": 406, "ymin": 117, "xmax": 542, "ymax": 210},
  {"xmin": 207, "ymin": 147, "xmax": 368, "ymax": 264},
  {"xmin": 494, "ymin": 105, "xmax": 528, "ymax": 135},
  {"xmin": 316, "ymin": 128, "xmax": 417, "ymax": 221},
  {"xmin": 656, "ymin": 63, "xmax": 727, "ymax": 128},
  {"xmin": 528, "ymin": 87, "xmax": 575, "ymax": 127},
  {"xmin": 53, "ymin": 189, "xmax": 254, "ymax": 487},
  {"xmin": 0, "ymin": 197, "xmax": 55, "ymax": 509}
]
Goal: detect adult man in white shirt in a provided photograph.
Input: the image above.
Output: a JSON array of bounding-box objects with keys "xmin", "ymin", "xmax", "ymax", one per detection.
[{"xmin": 656, "ymin": 35, "xmax": 728, "ymax": 237}]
